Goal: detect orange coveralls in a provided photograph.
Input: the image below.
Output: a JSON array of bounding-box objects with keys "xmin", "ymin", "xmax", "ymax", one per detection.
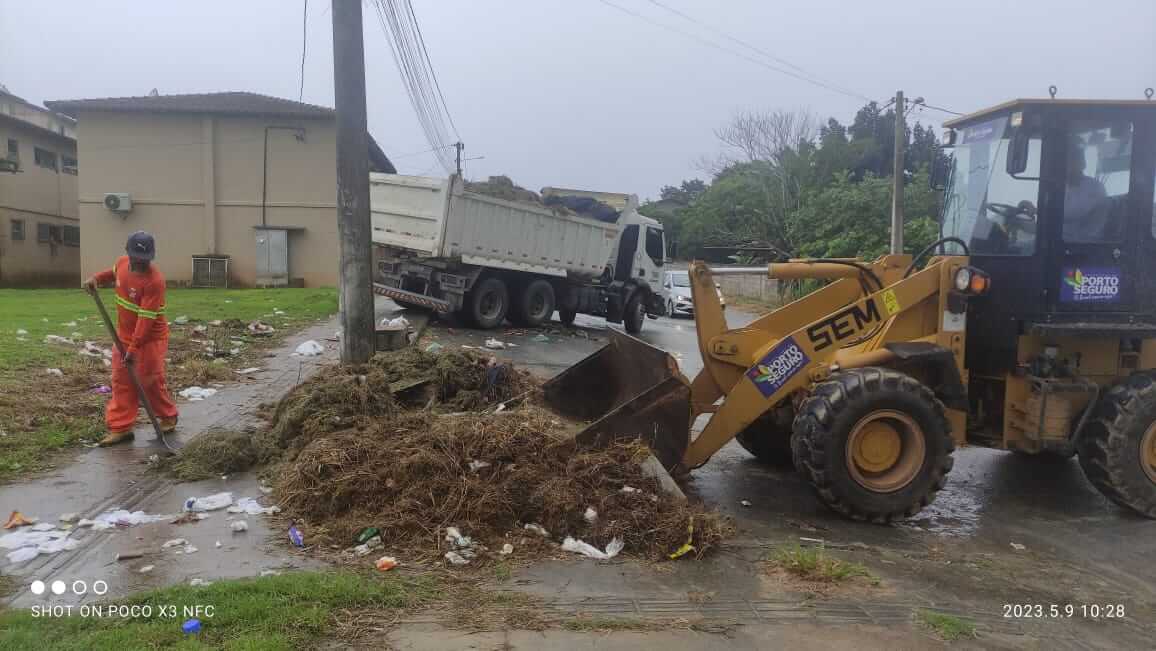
[{"xmin": 92, "ymin": 256, "xmax": 178, "ymax": 433}]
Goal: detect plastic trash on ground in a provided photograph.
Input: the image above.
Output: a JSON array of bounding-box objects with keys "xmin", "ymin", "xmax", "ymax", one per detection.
[
  {"xmin": 500, "ymin": 543, "xmax": 514, "ymax": 555},
  {"xmin": 247, "ymin": 321, "xmax": 275, "ymax": 336},
  {"xmin": 15, "ymin": 329, "xmax": 27, "ymax": 336},
  {"xmin": 561, "ymin": 536, "xmax": 624, "ymax": 560},
  {"xmin": 467, "ymin": 460, "xmax": 491, "ymax": 472},
  {"xmin": 523, "ymin": 523, "xmax": 549, "ymax": 537},
  {"xmin": 188, "ymin": 578, "xmax": 210, "ymax": 587},
  {"xmin": 444, "ymin": 526, "xmax": 472, "ymax": 549},
  {"xmin": 380, "ymin": 316, "xmax": 410, "ymax": 330},
  {"xmin": 183, "ymin": 544, "xmax": 199, "ymax": 554},
  {"xmin": 4, "ymin": 511, "xmax": 36, "ymax": 529},
  {"xmin": 620, "ymin": 486, "xmax": 640, "ymax": 494},
  {"xmin": 293, "ymin": 340, "xmax": 324, "ymax": 357},
  {"xmin": 138, "ymin": 565, "xmax": 155, "ymax": 573},
  {"xmin": 375, "ymin": 556, "xmax": 398, "ymax": 571},
  {"xmin": 227, "ymin": 497, "xmax": 280, "ymax": 516},
  {"xmin": 6, "ymin": 547, "xmax": 40, "ymax": 564},
  {"xmin": 444, "ymin": 550, "xmax": 470, "ymax": 565},
  {"xmin": 45, "ymin": 368, "xmax": 63, "ymax": 377},
  {"xmin": 230, "ymin": 521, "xmax": 249, "ymax": 533},
  {"xmin": 235, "ymin": 367, "xmax": 262, "ymax": 375},
  {"xmin": 424, "ymin": 342, "xmax": 444, "ymax": 353},
  {"xmin": 58, "ymin": 512, "xmax": 79, "ymax": 523},
  {"xmin": 44, "ymin": 335, "xmax": 75, "ymax": 346},
  {"xmin": 583, "ymin": 507, "xmax": 598, "ymax": 523},
  {"xmin": 184, "ymin": 492, "xmax": 234, "ymax": 512},
  {"xmin": 179, "ymin": 386, "xmax": 219, "ymax": 401},
  {"xmin": 161, "ymin": 539, "xmax": 189, "ymax": 549},
  {"xmin": 86, "ymin": 510, "xmax": 171, "ymax": 531},
  {"xmin": 288, "ymin": 523, "xmax": 305, "ymax": 547},
  {"xmin": 60, "ymin": 321, "xmax": 78, "ymax": 327},
  {"xmin": 532, "ymin": 334, "xmax": 550, "ymax": 343},
  {"xmin": 484, "ymin": 338, "xmax": 506, "ymax": 349}
]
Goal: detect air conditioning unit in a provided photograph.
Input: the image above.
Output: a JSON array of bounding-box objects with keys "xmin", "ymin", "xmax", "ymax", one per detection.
[{"xmin": 103, "ymin": 192, "xmax": 132, "ymax": 213}]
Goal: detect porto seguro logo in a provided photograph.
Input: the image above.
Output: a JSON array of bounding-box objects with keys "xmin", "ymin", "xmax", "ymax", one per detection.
[
  {"xmin": 747, "ymin": 339, "xmax": 809, "ymax": 398},
  {"xmin": 1063, "ymin": 268, "xmax": 1119, "ymax": 302}
]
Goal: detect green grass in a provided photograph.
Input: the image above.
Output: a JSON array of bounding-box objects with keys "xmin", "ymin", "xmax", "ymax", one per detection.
[
  {"xmin": 770, "ymin": 544, "xmax": 877, "ymax": 583},
  {"xmin": 0, "ymin": 571, "xmax": 435, "ymax": 650},
  {"xmin": 562, "ymin": 616, "xmax": 660, "ymax": 632},
  {"xmin": 0, "ymin": 288, "xmax": 337, "ymax": 481},
  {"xmin": 917, "ymin": 609, "xmax": 978, "ymax": 641}
]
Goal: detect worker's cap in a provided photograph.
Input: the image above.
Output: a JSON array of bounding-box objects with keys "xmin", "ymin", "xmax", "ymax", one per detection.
[{"xmin": 125, "ymin": 231, "xmax": 156, "ymax": 261}]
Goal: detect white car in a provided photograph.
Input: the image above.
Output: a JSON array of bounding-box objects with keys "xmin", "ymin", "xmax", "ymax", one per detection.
[{"xmin": 663, "ymin": 270, "xmax": 725, "ymax": 317}]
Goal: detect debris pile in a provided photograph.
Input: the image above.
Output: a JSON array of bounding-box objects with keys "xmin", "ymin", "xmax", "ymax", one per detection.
[{"xmin": 263, "ymin": 348, "xmax": 730, "ymax": 561}]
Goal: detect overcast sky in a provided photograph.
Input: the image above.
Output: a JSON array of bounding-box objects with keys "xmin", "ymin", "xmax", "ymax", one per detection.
[{"xmin": 2, "ymin": 0, "xmax": 1153, "ymax": 199}]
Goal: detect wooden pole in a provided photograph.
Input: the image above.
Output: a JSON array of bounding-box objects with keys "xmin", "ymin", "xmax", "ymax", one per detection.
[{"xmin": 890, "ymin": 90, "xmax": 905, "ymax": 255}]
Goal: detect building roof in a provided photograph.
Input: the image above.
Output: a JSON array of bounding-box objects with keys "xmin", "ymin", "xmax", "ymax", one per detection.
[
  {"xmin": 943, "ymin": 98, "xmax": 1156, "ymax": 129},
  {"xmin": 46, "ymin": 92, "xmax": 335, "ymax": 119}
]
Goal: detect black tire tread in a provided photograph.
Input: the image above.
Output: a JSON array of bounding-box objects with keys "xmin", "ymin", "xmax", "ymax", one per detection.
[
  {"xmin": 1076, "ymin": 372, "xmax": 1156, "ymax": 518},
  {"xmin": 793, "ymin": 367, "xmax": 954, "ymax": 523}
]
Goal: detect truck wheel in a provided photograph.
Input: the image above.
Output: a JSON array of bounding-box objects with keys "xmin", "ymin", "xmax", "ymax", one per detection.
[
  {"xmin": 1077, "ymin": 373, "xmax": 1156, "ymax": 518},
  {"xmin": 465, "ymin": 277, "xmax": 508, "ymax": 329},
  {"xmin": 736, "ymin": 405, "xmax": 795, "ymax": 467},
  {"xmin": 511, "ymin": 279, "xmax": 555, "ymax": 328},
  {"xmin": 793, "ymin": 367, "xmax": 954, "ymax": 523},
  {"xmin": 558, "ymin": 307, "xmax": 577, "ymax": 326},
  {"xmin": 623, "ymin": 293, "xmax": 645, "ymax": 334}
]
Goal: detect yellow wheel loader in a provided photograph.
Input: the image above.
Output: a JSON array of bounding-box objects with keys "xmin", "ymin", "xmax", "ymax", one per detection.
[{"xmin": 545, "ymin": 97, "xmax": 1156, "ymax": 522}]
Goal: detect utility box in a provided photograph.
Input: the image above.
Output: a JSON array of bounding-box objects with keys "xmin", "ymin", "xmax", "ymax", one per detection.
[
  {"xmin": 255, "ymin": 228, "xmax": 288, "ymax": 287},
  {"xmin": 191, "ymin": 256, "xmax": 229, "ymax": 288}
]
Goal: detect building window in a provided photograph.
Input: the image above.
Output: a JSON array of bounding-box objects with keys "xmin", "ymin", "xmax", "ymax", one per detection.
[
  {"xmin": 10, "ymin": 219, "xmax": 25, "ymax": 241},
  {"xmin": 6, "ymin": 139, "xmax": 17, "ymax": 163},
  {"xmin": 34, "ymin": 147, "xmax": 57, "ymax": 172},
  {"xmin": 63, "ymin": 225, "xmax": 80, "ymax": 247},
  {"xmin": 37, "ymin": 222, "xmax": 63, "ymax": 244},
  {"xmin": 61, "ymin": 156, "xmax": 78, "ymax": 175}
]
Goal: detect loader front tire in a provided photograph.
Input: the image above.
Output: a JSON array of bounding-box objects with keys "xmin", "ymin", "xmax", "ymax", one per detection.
[
  {"xmin": 794, "ymin": 367, "xmax": 954, "ymax": 523},
  {"xmin": 1076, "ymin": 372, "xmax": 1156, "ymax": 518}
]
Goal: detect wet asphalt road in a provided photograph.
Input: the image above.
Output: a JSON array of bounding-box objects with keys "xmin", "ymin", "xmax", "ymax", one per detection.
[{"xmin": 425, "ymin": 306, "xmax": 1156, "ymax": 635}]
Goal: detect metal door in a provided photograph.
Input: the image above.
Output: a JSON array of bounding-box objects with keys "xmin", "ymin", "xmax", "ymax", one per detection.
[{"xmin": 255, "ymin": 229, "xmax": 288, "ymax": 287}]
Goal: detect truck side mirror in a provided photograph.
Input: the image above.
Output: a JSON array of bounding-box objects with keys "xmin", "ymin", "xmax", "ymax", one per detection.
[
  {"xmin": 930, "ymin": 155, "xmax": 950, "ymax": 191},
  {"xmin": 1006, "ymin": 130, "xmax": 1031, "ymax": 176}
]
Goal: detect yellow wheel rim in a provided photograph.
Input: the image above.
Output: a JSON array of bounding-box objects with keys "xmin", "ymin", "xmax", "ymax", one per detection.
[
  {"xmin": 1142, "ymin": 424, "xmax": 1156, "ymax": 485},
  {"xmin": 846, "ymin": 410, "xmax": 925, "ymax": 493}
]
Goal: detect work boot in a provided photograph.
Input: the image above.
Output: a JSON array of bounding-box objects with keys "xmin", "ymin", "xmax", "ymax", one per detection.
[
  {"xmin": 160, "ymin": 416, "xmax": 178, "ymax": 433},
  {"xmin": 98, "ymin": 430, "xmax": 135, "ymax": 447}
]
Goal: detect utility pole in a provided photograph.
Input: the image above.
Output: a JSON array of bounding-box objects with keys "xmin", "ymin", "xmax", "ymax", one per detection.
[
  {"xmin": 890, "ymin": 89, "xmax": 905, "ymax": 255},
  {"xmin": 454, "ymin": 141, "xmax": 464, "ymax": 176},
  {"xmin": 332, "ymin": 0, "xmax": 374, "ymax": 364}
]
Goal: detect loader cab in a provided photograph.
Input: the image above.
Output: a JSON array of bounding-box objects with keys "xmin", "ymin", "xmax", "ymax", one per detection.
[{"xmin": 937, "ymin": 99, "xmax": 1156, "ymax": 377}]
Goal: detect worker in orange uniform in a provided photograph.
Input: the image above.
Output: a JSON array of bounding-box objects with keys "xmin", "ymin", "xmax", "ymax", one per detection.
[{"xmin": 83, "ymin": 231, "xmax": 179, "ymax": 446}]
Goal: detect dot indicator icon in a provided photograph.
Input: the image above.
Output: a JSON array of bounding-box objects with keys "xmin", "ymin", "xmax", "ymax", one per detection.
[
  {"xmin": 30, "ymin": 580, "xmax": 45, "ymax": 595},
  {"xmin": 51, "ymin": 580, "xmax": 66, "ymax": 595}
]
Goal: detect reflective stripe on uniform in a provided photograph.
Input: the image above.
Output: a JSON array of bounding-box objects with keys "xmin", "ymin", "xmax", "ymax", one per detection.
[{"xmin": 115, "ymin": 294, "xmax": 165, "ymax": 320}]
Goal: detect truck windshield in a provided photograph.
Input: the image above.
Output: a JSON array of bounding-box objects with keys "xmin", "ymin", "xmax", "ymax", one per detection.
[{"xmin": 941, "ymin": 115, "xmax": 1041, "ymax": 256}]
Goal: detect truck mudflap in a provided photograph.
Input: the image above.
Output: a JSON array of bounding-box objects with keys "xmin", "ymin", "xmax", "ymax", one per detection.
[
  {"xmin": 542, "ymin": 329, "xmax": 691, "ymax": 472},
  {"xmin": 372, "ymin": 283, "xmax": 452, "ymax": 313}
]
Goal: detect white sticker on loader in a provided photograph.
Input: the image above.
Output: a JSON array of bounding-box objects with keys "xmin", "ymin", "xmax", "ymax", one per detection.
[{"xmin": 943, "ymin": 310, "xmax": 966, "ymax": 332}]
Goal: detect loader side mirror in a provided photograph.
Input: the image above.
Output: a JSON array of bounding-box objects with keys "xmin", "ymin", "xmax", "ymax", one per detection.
[
  {"xmin": 930, "ymin": 155, "xmax": 950, "ymax": 191},
  {"xmin": 1007, "ymin": 130, "xmax": 1031, "ymax": 176}
]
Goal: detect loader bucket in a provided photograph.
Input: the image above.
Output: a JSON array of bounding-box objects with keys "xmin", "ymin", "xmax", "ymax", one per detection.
[{"xmin": 542, "ymin": 329, "xmax": 691, "ymax": 471}]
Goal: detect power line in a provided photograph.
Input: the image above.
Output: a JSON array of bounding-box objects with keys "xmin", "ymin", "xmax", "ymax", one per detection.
[
  {"xmin": 595, "ymin": 0, "xmax": 874, "ymax": 103},
  {"xmin": 644, "ymin": 0, "xmax": 808, "ymax": 77},
  {"xmin": 405, "ymin": 0, "xmax": 460, "ymax": 141},
  {"xmin": 298, "ymin": 0, "xmax": 308, "ymax": 101},
  {"xmin": 914, "ymin": 101, "xmax": 963, "ymax": 117},
  {"xmin": 389, "ymin": 144, "xmax": 455, "ymax": 160}
]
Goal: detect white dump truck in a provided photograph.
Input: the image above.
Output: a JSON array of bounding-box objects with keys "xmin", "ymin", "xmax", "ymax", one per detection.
[{"xmin": 370, "ymin": 174, "xmax": 668, "ymax": 332}]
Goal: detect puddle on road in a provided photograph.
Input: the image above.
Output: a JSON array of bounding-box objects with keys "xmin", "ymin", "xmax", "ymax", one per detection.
[{"xmin": 897, "ymin": 483, "xmax": 985, "ymax": 538}]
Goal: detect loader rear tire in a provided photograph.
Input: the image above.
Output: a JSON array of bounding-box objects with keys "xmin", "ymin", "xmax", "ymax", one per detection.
[
  {"xmin": 793, "ymin": 367, "xmax": 954, "ymax": 523},
  {"xmin": 1076, "ymin": 372, "xmax": 1156, "ymax": 518},
  {"xmin": 465, "ymin": 277, "xmax": 508, "ymax": 330},
  {"xmin": 736, "ymin": 405, "xmax": 796, "ymax": 468}
]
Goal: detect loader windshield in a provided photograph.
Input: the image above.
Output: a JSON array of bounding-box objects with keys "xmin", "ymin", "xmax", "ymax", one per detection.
[{"xmin": 941, "ymin": 115, "xmax": 1041, "ymax": 256}]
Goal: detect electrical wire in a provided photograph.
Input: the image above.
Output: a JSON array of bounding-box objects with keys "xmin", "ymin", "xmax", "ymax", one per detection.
[
  {"xmin": 370, "ymin": 0, "xmax": 459, "ymax": 174},
  {"xmin": 298, "ymin": 0, "xmax": 308, "ymax": 101},
  {"xmin": 642, "ymin": 0, "xmax": 867, "ymax": 100},
  {"xmin": 914, "ymin": 101, "xmax": 963, "ymax": 116},
  {"xmin": 596, "ymin": 0, "xmax": 875, "ymax": 103}
]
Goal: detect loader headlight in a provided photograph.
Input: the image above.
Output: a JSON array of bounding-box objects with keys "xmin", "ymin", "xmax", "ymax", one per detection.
[
  {"xmin": 953, "ymin": 267, "xmax": 972, "ymax": 292},
  {"xmin": 953, "ymin": 266, "xmax": 990, "ymax": 295}
]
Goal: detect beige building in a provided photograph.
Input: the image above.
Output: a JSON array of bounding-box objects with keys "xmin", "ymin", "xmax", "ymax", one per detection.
[
  {"xmin": 47, "ymin": 92, "xmax": 394, "ymax": 288},
  {"xmin": 0, "ymin": 89, "xmax": 81, "ymax": 287}
]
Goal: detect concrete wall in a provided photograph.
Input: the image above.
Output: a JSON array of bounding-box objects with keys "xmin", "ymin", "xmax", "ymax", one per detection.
[
  {"xmin": 76, "ymin": 111, "xmax": 338, "ymax": 287},
  {"xmin": 717, "ymin": 273, "xmax": 779, "ymax": 303},
  {"xmin": 0, "ymin": 117, "xmax": 80, "ymax": 287}
]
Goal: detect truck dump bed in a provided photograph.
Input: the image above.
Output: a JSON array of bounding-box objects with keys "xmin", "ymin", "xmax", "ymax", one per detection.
[{"xmin": 370, "ymin": 173, "xmax": 623, "ymax": 279}]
